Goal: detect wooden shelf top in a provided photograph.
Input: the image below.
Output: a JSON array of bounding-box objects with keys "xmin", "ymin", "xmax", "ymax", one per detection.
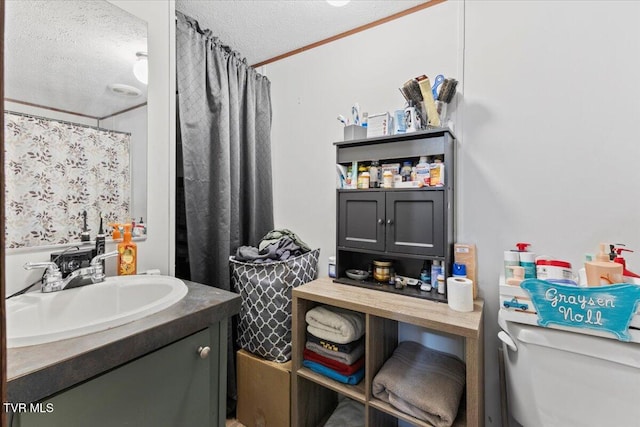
[{"xmin": 293, "ymin": 278, "xmax": 483, "ymax": 339}]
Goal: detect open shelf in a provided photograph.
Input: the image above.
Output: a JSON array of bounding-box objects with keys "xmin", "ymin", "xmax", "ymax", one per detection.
[
  {"xmin": 334, "ymin": 277, "xmax": 448, "ymax": 303},
  {"xmin": 369, "ymin": 397, "xmax": 466, "ymax": 427},
  {"xmin": 297, "ymin": 367, "xmax": 366, "ymax": 403}
]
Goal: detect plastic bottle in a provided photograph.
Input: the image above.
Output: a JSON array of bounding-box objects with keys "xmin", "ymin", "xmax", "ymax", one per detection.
[
  {"xmin": 401, "ymin": 161, "xmax": 413, "ymax": 182},
  {"xmin": 437, "ymin": 274, "xmax": 446, "ymax": 295},
  {"xmin": 117, "ymin": 224, "xmax": 137, "ymax": 276},
  {"xmin": 431, "ymin": 260, "xmax": 441, "ymax": 291},
  {"xmin": 382, "ymin": 170, "xmax": 394, "ymax": 188},
  {"xmin": 420, "ymin": 260, "xmax": 431, "ymax": 283},
  {"xmin": 328, "ymin": 256, "xmax": 336, "ymax": 278},
  {"xmin": 369, "ymin": 161, "xmax": 380, "ymax": 188},
  {"xmin": 95, "ymin": 215, "xmax": 106, "ymax": 256},
  {"xmin": 357, "ymin": 171, "xmax": 370, "ymax": 189},
  {"xmin": 110, "ymin": 223, "xmax": 122, "ymax": 240},
  {"xmin": 415, "ymin": 156, "xmax": 430, "ymax": 186},
  {"xmin": 429, "ymin": 158, "xmax": 445, "ymax": 187},
  {"xmin": 516, "ymin": 242, "xmax": 536, "ymax": 279}
]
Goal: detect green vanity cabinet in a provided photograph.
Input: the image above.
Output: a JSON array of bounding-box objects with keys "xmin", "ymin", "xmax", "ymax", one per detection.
[{"xmin": 16, "ymin": 322, "xmax": 227, "ymax": 427}]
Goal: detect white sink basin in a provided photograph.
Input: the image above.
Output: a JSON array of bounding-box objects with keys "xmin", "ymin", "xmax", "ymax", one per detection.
[{"xmin": 6, "ymin": 275, "xmax": 188, "ymax": 348}]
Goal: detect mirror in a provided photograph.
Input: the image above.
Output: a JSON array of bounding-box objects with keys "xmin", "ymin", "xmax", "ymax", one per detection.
[{"xmin": 3, "ymin": 0, "xmax": 148, "ymax": 249}]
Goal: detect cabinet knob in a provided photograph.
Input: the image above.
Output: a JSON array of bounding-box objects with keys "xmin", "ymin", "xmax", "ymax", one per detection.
[
  {"xmin": 387, "ymin": 219, "xmax": 394, "ymax": 225},
  {"xmin": 198, "ymin": 346, "xmax": 211, "ymax": 359},
  {"xmin": 378, "ymin": 218, "xmax": 384, "ymax": 224}
]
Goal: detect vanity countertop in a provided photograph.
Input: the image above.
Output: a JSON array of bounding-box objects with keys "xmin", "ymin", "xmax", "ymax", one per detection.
[{"xmin": 7, "ymin": 279, "xmax": 241, "ymax": 403}]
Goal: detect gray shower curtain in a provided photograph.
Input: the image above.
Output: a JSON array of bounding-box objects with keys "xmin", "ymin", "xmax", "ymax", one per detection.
[{"xmin": 176, "ymin": 11, "xmax": 274, "ymax": 409}]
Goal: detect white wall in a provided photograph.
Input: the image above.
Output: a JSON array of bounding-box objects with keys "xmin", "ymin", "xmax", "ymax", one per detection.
[
  {"xmin": 266, "ymin": 0, "xmax": 640, "ymax": 425},
  {"xmin": 101, "ymin": 105, "xmax": 148, "ymax": 222},
  {"xmin": 4, "ymin": 1, "xmax": 175, "ymax": 294},
  {"xmin": 265, "ymin": 0, "xmax": 462, "ymax": 280},
  {"xmin": 462, "ymin": 1, "xmax": 640, "ymax": 424}
]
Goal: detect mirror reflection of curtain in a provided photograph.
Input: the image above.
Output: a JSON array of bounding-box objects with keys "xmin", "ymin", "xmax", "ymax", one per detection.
[
  {"xmin": 4, "ymin": 112, "xmax": 130, "ymax": 248},
  {"xmin": 175, "ymin": 12, "xmax": 274, "ymax": 414}
]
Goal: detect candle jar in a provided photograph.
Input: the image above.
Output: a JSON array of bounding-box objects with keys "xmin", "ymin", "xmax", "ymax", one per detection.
[{"xmin": 373, "ymin": 260, "xmax": 393, "ymax": 282}]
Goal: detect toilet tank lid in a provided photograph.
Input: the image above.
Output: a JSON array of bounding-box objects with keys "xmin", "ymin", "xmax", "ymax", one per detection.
[{"xmin": 500, "ymin": 314, "xmax": 640, "ymax": 370}]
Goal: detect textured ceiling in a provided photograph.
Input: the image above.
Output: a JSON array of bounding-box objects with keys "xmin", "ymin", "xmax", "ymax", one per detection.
[
  {"xmin": 4, "ymin": 0, "xmax": 147, "ymax": 118},
  {"xmin": 4, "ymin": 1, "xmax": 426, "ymax": 118},
  {"xmin": 175, "ymin": 0, "xmax": 427, "ymax": 65}
]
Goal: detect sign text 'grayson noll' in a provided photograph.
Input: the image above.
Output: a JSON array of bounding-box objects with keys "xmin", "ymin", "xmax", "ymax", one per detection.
[{"xmin": 520, "ymin": 279, "xmax": 640, "ymax": 341}]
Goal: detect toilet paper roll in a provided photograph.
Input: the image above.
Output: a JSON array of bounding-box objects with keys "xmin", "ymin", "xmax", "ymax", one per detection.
[{"xmin": 447, "ymin": 277, "xmax": 474, "ymax": 312}]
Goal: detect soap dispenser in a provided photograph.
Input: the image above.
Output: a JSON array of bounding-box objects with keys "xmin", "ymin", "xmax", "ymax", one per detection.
[
  {"xmin": 612, "ymin": 247, "xmax": 640, "ymax": 279},
  {"xmin": 516, "ymin": 242, "xmax": 536, "ymax": 279},
  {"xmin": 585, "ymin": 243, "xmax": 623, "ymax": 286},
  {"xmin": 117, "ymin": 224, "xmax": 137, "ymax": 276}
]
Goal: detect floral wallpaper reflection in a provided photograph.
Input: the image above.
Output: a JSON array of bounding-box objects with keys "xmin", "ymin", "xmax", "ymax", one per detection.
[{"xmin": 4, "ymin": 112, "xmax": 130, "ymax": 248}]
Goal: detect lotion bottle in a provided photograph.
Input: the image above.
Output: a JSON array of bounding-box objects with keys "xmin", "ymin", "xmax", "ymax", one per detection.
[{"xmin": 117, "ymin": 224, "xmax": 137, "ymax": 276}]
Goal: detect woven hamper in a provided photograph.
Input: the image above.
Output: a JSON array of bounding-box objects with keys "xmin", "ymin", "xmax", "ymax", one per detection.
[{"xmin": 230, "ymin": 248, "xmax": 320, "ymax": 362}]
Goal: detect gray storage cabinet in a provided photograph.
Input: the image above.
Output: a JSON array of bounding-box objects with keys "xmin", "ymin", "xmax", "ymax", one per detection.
[
  {"xmin": 15, "ymin": 325, "xmax": 226, "ymax": 427},
  {"xmin": 335, "ymin": 129, "xmax": 455, "ymax": 301}
]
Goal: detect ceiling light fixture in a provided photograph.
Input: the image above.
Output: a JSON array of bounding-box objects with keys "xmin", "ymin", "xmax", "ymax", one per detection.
[
  {"xmin": 327, "ymin": 0, "xmax": 350, "ymax": 7},
  {"xmin": 133, "ymin": 52, "xmax": 148, "ymax": 85}
]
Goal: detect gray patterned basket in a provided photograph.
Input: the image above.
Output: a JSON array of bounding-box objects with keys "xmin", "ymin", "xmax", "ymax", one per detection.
[{"xmin": 230, "ymin": 248, "xmax": 320, "ymax": 362}]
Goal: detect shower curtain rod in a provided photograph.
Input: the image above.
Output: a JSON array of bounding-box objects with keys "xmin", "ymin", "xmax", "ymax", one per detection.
[{"xmin": 4, "ymin": 110, "xmax": 131, "ymax": 136}]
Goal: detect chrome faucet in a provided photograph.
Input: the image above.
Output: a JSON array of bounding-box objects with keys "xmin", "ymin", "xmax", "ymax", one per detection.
[{"xmin": 24, "ymin": 251, "xmax": 119, "ymax": 293}]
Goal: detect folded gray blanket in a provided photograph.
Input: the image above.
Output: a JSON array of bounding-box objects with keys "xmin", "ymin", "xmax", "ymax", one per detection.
[
  {"xmin": 323, "ymin": 396, "xmax": 365, "ymax": 427},
  {"xmin": 305, "ymin": 340, "xmax": 364, "ymax": 366},
  {"xmin": 305, "ymin": 305, "xmax": 365, "ymax": 344},
  {"xmin": 372, "ymin": 341, "xmax": 465, "ymax": 427}
]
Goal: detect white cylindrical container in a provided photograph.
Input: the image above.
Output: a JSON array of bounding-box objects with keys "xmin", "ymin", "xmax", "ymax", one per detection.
[
  {"xmin": 437, "ymin": 274, "xmax": 446, "ymax": 295},
  {"xmin": 519, "ymin": 252, "xmax": 537, "ymax": 279},
  {"xmin": 447, "ymin": 277, "xmax": 474, "ymax": 312},
  {"xmin": 536, "ymin": 259, "xmax": 575, "ymax": 285},
  {"xmin": 415, "ymin": 156, "xmax": 430, "ymax": 186},
  {"xmin": 382, "ymin": 171, "xmax": 393, "ymax": 188}
]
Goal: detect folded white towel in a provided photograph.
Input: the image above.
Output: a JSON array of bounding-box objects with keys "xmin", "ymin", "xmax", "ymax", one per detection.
[{"xmin": 305, "ymin": 305, "xmax": 365, "ymax": 344}]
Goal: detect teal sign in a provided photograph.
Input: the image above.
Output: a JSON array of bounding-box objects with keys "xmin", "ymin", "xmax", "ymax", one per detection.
[{"xmin": 520, "ymin": 279, "xmax": 640, "ymax": 341}]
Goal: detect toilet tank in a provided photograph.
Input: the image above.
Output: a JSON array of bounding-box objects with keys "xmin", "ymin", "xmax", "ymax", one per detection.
[{"xmin": 499, "ymin": 310, "xmax": 640, "ymax": 427}]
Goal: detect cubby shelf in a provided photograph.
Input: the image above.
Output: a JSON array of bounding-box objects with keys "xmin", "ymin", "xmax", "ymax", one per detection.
[{"xmin": 292, "ymin": 278, "xmax": 484, "ymax": 427}]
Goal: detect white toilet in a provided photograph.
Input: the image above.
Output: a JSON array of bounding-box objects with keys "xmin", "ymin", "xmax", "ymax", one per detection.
[{"xmin": 498, "ymin": 310, "xmax": 640, "ymax": 427}]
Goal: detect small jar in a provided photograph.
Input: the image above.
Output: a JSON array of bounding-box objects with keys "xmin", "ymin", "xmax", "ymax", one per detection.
[
  {"xmin": 373, "ymin": 260, "xmax": 392, "ymax": 282},
  {"xmin": 382, "ymin": 171, "xmax": 393, "ymax": 188},
  {"xmin": 357, "ymin": 171, "xmax": 370, "ymax": 189},
  {"xmin": 437, "ymin": 274, "xmax": 446, "ymax": 295}
]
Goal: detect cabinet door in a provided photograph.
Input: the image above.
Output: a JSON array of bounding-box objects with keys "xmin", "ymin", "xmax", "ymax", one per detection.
[
  {"xmin": 385, "ymin": 191, "xmax": 444, "ymax": 256},
  {"xmin": 16, "ymin": 328, "xmax": 218, "ymax": 427},
  {"xmin": 338, "ymin": 192, "xmax": 385, "ymax": 251}
]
